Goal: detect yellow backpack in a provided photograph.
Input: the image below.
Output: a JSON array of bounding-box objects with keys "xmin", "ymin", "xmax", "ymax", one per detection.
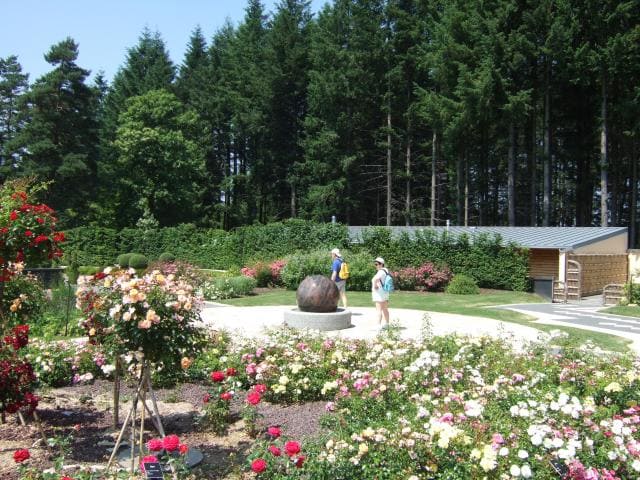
[{"xmin": 338, "ymin": 260, "xmax": 350, "ymax": 280}]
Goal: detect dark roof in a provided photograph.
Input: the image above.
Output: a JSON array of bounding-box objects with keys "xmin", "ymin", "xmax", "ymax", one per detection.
[{"xmin": 347, "ymin": 226, "xmax": 628, "ymax": 250}]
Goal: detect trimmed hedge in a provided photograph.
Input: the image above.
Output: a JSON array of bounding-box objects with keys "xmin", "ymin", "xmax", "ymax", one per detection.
[
  {"xmin": 358, "ymin": 228, "xmax": 530, "ymax": 291},
  {"xmin": 63, "ymin": 223, "xmax": 529, "ymax": 291},
  {"xmin": 64, "ymin": 220, "xmax": 347, "ymax": 270}
]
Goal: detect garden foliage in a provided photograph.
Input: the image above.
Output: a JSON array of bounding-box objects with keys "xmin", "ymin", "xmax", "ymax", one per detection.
[
  {"xmin": 359, "ymin": 227, "xmax": 530, "ymax": 291},
  {"xmin": 446, "ymin": 274, "xmax": 481, "ymax": 295},
  {"xmin": 65, "ymin": 222, "xmax": 529, "ymax": 291}
]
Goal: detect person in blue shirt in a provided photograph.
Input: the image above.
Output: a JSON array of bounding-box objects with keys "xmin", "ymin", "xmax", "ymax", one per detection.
[{"xmin": 330, "ymin": 248, "xmax": 348, "ymax": 309}]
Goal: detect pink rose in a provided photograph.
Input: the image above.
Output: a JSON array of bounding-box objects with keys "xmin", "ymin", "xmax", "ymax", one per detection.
[
  {"xmin": 284, "ymin": 441, "xmax": 301, "ymax": 457},
  {"xmin": 163, "ymin": 434, "xmax": 180, "ymax": 452},
  {"xmin": 246, "ymin": 391, "xmax": 261, "ymax": 405},
  {"xmin": 251, "ymin": 458, "xmax": 267, "ymax": 473},
  {"xmin": 268, "ymin": 445, "xmax": 281, "ymax": 456},
  {"xmin": 147, "ymin": 438, "xmax": 164, "ymax": 452}
]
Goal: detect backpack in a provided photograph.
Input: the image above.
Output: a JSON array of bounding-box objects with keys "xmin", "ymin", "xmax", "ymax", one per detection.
[
  {"xmin": 338, "ymin": 260, "xmax": 350, "ymax": 280},
  {"xmin": 382, "ymin": 269, "xmax": 394, "ymax": 292}
]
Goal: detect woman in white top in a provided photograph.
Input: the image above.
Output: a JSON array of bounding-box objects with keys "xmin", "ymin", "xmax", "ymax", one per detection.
[{"xmin": 371, "ymin": 257, "xmax": 390, "ymax": 329}]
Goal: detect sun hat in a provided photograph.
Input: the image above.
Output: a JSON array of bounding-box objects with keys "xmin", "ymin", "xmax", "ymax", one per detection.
[
  {"xmin": 331, "ymin": 248, "xmax": 341, "ymax": 257},
  {"xmin": 374, "ymin": 257, "xmax": 385, "ymax": 265}
]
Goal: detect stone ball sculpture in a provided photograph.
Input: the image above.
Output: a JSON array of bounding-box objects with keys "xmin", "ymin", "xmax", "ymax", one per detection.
[{"xmin": 296, "ymin": 275, "xmax": 339, "ymax": 313}]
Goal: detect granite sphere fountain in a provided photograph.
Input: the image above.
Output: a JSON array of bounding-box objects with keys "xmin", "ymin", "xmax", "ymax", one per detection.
[{"xmin": 283, "ymin": 275, "xmax": 352, "ymax": 330}]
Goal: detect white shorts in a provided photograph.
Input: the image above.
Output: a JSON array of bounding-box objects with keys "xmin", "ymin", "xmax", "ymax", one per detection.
[{"xmin": 372, "ymin": 288, "xmax": 389, "ymax": 303}]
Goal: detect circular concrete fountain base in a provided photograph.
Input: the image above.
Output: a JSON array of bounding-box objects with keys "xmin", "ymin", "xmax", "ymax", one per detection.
[{"xmin": 283, "ymin": 308, "xmax": 352, "ymax": 331}]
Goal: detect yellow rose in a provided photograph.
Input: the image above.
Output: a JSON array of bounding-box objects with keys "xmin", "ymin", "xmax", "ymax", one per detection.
[{"xmin": 89, "ymin": 328, "xmax": 96, "ymax": 336}]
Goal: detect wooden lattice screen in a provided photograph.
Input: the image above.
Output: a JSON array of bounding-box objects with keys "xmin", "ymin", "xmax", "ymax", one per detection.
[{"xmin": 567, "ymin": 254, "xmax": 628, "ymax": 296}]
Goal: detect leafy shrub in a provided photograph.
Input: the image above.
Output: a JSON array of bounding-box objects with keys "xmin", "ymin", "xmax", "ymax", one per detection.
[
  {"xmin": 127, "ymin": 253, "xmax": 148, "ymax": 269},
  {"xmin": 78, "ymin": 265, "xmax": 102, "ymax": 275},
  {"xmin": 198, "ymin": 276, "xmax": 257, "ymax": 300},
  {"xmin": 280, "ymin": 250, "xmax": 375, "ymax": 291},
  {"xmin": 159, "ymin": 252, "xmax": 176, "ymax": 262},
  {"xmin": 36, "ymin": 282, "xmax": 83, "ymax": 338},
  {"xmin": 445, "ymin": 274, "xmax": 480, "ymax": 295},
  {"xmin": 241, "ymin": 259, "xmax": 288, "ymax": 287},
  {"xmin": 255, "ymin": 262, "xmax": 273, "ymax": 288},
  {"xmin": 116, "ymin": 253, "xmax": 132, "ymax": 267},
  {"xmin": 147, "ymin": 260, "xmax": 208, "ymax": 290},
  {"xmin": 624, "ymin": 282, "xmax": 640, "ymax": 304},
  {"xmin": 1, "ymin": 272, "xmax": 47, "ymax": 327},
  {"xmin": 360, "ymin": 229, "xmax": 529, "ymax": 291},
  {"xmin": 393, "ymin": 262, "xmax": 452, "ymax": 291}
]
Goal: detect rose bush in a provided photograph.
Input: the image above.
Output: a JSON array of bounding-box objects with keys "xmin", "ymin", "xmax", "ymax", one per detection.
[{"xmin": 75, "ymin": 267, "xmax": 205, "ymax": 369}]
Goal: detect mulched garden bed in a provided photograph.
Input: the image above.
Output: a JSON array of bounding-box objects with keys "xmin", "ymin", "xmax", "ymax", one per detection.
[{"xmin": 0, "ymin": 380, "xmax": 328, "ymax": 479}]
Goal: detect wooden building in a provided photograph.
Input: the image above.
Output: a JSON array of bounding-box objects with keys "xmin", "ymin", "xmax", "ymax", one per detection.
[{"xmin": 348, "ymin": 226, "xmax": 629, "ymax": 300}]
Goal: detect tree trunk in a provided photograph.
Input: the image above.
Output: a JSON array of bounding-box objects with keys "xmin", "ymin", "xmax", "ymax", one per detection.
[
  {"xmin": 528, "ymin": 107, "xmax": 537, "ymax": 226},
  {"xmin": 600, "ymin": 77, "xmax": 608, "ymax": 227},
  {"xmin": 430, "ymin": 129, "xmax": 437, "ymax": 227},
  {"xmin": 631, "ymin": 141, "xmax": 638, "ymax": 248},
  {"xmin": 456, "ymin": 149, "xmax": 464, "ymax": 225},
  {"xmin": 386, "ymin": 112, "xmax": 392, "ymax": 226},
  {"xmin": 405, "ymin": 133, "xmax": 412, "ymax": 226},
  {"xmin": 290, "ymin": 183, "xmax": 296, "ymax": 218},
  {"xmin": 543, "ymin": 61, "xmax": 552, "ymax": 226},
  {"xmin": 464, "ymin": 154, "xmax": 469, "ymax": 227},
  {"xmin": 508, "ymin": 122, "xmax": 516, "ymax": 226}
]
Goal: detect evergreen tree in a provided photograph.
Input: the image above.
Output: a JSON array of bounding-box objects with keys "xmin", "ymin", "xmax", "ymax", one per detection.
[
  {"xmin": 0, "ymin": 55, "xmax": 29, "ymax": 180},
  {"xmin": 264, "ymin": 0, "xmax": 312, "ymax": 219},
  {"xmin": 12, "ymin": 38, "xmax": 98, "ymax": 226},
  {"xmin": 99, "ymin": 29, "xmax": 176, "ymax": 228}
]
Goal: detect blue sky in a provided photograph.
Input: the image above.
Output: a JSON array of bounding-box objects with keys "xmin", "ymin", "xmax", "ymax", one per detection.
[{"xmin": 1, "ymin": 0, "xmax": 327, "ymax": 83}]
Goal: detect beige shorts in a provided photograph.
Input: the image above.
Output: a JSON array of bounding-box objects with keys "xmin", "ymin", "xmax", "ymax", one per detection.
[{"xmin": 336, "ymin": 280, "xmax": 346, "ymax": 292}]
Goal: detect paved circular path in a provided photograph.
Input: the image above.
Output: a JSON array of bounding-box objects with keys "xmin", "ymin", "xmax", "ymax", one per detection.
[
  {"xmin": 497, "ymin": 298, "xmax": 640, "ymax": 353},
  {"xmin": 200, "ymin": 304, "xmax": 542, "ymax": 349}
]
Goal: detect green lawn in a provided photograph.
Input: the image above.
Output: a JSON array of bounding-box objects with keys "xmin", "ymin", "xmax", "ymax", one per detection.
[
  {"xmin": 220, "ymin": 289, "xmax": 632, "ymax": 353},
  {"xmin": 602, "ymin": 305, "xmax": 640, "ymax": 318}
]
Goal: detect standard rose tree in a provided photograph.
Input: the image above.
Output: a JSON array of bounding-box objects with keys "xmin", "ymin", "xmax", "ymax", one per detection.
[{"xmin": 0, "ymin": 180, "xmax": 64, "ymax": 419}]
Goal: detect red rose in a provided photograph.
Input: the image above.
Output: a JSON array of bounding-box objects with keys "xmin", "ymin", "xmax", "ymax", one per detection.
[
  {"xmin": 210, "ymin": 370, "xmax": 225, "ymax": 382},
  {"xmin": 61, "ymin": 477, "xmax": 75, "ymax": 480},
  {"xmin": 220, "ymin": 391, "xmax": 232, "ymax": 401},
  {"xmin": 147, "ymin": 438, "xmax": 164, "ymax": 452},
  {"xmin": 0, "ymin": 227, "xmax": 8, "ymax": 234},
  {"xmin": 163, "ymin": 434, "xmax": 180, "ymax": 452},
  {"xmin": 140, "ymin": 455, "xmax": 158, "ymax": 471},
  {"xmin": 284, "ymin": 441, "xmax": 301, "ymax": 456},
  {"xmin": 94, "ymin": 271, "xmax": 107, "ymax": 280},
  {"xmin": 13, "ymin": 449, "xmax": 30, "ymax": 463},
  {"xmin": 179, "ymin": 444, "xmax": 189, "ymax": 455},
  {"xmin": 53, "ymin": 231, "xmax": 65, "ymax": 242},
  {"xmin": 268, "ymin": 445, "xmax": 281, "ymax": 456},
  {"xmin": 34, "ymin": 234, "xmax": 48, "ymax": 244},
  {"xmin": 36, "ymin": 217, "xmax": 44, "ymax": 224},
  {"xmin": 254, "ymin": 384, "xmax": 268, "ymax": 394},
  {"xmin": 24, "ymin": 230, "xmax": 33, "ymax": 237},
  {"xmin": 295, "ymin": 455, "xmax": 305, "ymax": 468},
  {"xmin": 246, "ymin": 391, "xmax": 261, "ymax": 406},
  {"xmin": 203, "ymin": 393, "xmax": 211, "ymax": 403},
  {"xmin": 251, "ymin": 458, "xmax": 267, "ymax": 473},
  {"xmin": 267, "ymin": 426, "xmax": 281, "ymax": 438},
  {"xmin": 9, "ymin": 210, "xmax": 18, "ymax": 221},
  {"xmin": 226, "ymin": 367, "xmax": 237, "ymax": 376}
]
